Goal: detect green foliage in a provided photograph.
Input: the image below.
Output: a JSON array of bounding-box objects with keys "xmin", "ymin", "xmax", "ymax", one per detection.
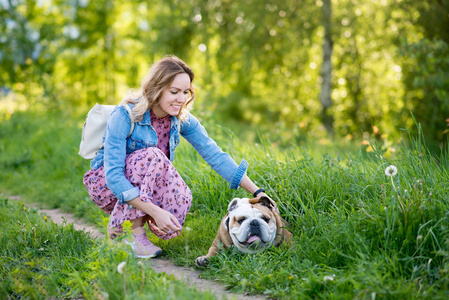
[
  {"xmin": 1, "ymin": 0, "xmax": 449, "ymax": 145},
  {"xmin": 399, "ymin": 38, "xmax": 449, "ymax": 145}
]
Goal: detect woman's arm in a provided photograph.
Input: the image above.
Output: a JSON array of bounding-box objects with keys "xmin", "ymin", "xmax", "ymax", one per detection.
[
  {"xmin": 240, "ymin": 176, "xmax": 271, "ymax": 199},
  {"xmin": 239, "ymin": 176, "xmax": 263, "ymax": 196},
  {"xmin": 180, "ymin": 113, "xmax": 248, "ymax": 189},
  {"xmin": 104, "ymin": 105, "xmax": 140, "ymax": 203}
]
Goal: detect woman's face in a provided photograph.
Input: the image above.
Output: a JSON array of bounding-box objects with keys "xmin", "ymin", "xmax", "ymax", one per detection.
[{"xmin": 152, "ymin": 73, "xmax": 191, "ymax": 118}]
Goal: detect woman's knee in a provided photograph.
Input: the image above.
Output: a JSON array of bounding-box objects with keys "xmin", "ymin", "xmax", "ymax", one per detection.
[{"xmin": 142, "ymin": 147, "xmax": 166, "ymax": 160}]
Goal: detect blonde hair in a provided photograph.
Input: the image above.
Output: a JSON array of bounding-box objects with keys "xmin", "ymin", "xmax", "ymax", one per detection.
[{"xmin": 122, "ymin": 55, "xmax": 195, "ymax": 122}]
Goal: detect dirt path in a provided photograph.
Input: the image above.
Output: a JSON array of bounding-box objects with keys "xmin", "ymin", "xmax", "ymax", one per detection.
[{"xmin": 9, "ymin": 197, "xmax": 265, "ymax": 300}]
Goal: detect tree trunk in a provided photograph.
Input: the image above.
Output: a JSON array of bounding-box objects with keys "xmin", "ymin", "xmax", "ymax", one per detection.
[{"xmin": 319, "ymin": 0, "xmax": 334, "ymax": 135}]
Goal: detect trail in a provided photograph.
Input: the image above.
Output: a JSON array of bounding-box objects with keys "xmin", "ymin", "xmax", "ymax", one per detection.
[{"xmin": 9, "ymin": 196, "xmax": 265, "ymax": 300}]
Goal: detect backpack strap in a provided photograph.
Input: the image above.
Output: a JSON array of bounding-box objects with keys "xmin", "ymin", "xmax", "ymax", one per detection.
[
  {"xmin": 123, "ymin": 103, "xmax": 135, "ymax": 137},
  {"xmin": 98, "ymin": 104, "xmax": 135, "ymax": 152}
]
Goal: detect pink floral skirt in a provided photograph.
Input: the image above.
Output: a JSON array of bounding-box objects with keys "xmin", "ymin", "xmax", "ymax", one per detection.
[{"xmin": 83, "ymin": 148, "xmax": 192, "ymax": 239}]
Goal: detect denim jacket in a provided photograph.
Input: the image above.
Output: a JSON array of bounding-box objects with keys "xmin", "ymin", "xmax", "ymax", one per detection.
[{"xmin": 90, "ymin": 104, "xmax": 248, "ymax": 204}]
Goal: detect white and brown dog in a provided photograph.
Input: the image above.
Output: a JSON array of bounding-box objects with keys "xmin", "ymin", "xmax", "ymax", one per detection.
[{"xmin": 195, "ymin": 196, "xmax": 293, "ymax": 267}]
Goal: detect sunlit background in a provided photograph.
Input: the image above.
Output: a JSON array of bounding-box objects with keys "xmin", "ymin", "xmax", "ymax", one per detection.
[{"xmin": 1, "ymin": 0, "xmax": 448, "ymax": 150}]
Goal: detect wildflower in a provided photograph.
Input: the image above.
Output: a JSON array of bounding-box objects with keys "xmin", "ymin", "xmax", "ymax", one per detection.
[
  {"xmin": 117, "ymin": 261, "xmax": 126, "ymax": 274},
  {"xmin": 385, "ymin": 165, "xmax": 398, "ymax": 177},
  {"xmin": 323, "ymin": 274, "xmax": 335, "ymax": 281},
  {"xmin": 373, "ymin": 125, "xmax": 380, "ymax": 134},
  {"xmin": 23, "ymin": 207, "xmax": 27, "ymax": 211},
  {"xmin": 44, "ymin": 216, "xmax": 47, "ymax": 221}
]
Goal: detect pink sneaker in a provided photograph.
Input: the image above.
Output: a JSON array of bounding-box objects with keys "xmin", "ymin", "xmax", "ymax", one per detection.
[{"xmin": 125, "ymin": 232, "xmax": 162, "ymax": 258}]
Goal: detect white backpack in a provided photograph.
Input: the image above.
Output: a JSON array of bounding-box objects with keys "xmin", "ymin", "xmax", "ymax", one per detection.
[{"xmin": 78, "ymin": 103, "xmax": 134, "ymax": 159}]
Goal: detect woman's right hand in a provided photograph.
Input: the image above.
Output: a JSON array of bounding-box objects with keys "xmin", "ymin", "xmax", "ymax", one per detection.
[
  {"xmin": 127, "ymin": 196, "xmax": 181, "ymax": 234},
  {"xmin": 149, "ymin": 206, "xmax": 182, "ymax": 234}
]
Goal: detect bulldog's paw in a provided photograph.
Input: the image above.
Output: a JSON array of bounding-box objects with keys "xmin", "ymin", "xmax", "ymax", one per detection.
[{"xmin": 195, "ymin": 256, "xmax": 210, "ymax": 267}]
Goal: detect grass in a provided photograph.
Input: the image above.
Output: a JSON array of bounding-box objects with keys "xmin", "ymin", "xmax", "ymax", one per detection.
[
  {"xmin": 1, "ymin": 109, "xmax": 449, "ymax": 299},
  {"xmin": 0, "ymin": 199, "xmax": 217, "ymax": 299}
]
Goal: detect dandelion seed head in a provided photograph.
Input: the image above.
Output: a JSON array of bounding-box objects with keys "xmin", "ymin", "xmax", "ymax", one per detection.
[
  {"xmin": 324, "ymin": 274, "xmax": 336, "ymax": 281},
  {"xmin": 117, "ymin": 261, "xmax": 126, "ymax": 274},
  {"xmin": 385, "ymin": 165, "xmax": 398, "ymax": 177}
]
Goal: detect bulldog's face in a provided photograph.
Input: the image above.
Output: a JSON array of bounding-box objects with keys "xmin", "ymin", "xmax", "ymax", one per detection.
[{"xmin": 226, "ymin": 197, "xmax": 277, "ymax": 253}]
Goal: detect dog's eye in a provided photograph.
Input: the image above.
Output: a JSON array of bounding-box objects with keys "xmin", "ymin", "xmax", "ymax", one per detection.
[
  {"xmin": 237, "ymin": 218, "xmax": 246, "ymax": 224},
  {"xmin": 262, "ymin": 217, "xmax": 270, "ymax": 223}
]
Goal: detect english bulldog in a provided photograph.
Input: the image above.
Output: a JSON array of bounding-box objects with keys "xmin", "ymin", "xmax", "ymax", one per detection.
[{"xmin": 195, "ymin": 196, "xmax": 293, "ymax": 267}]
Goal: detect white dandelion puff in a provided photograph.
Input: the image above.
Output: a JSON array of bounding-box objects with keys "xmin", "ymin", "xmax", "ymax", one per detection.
[
  {"xmin": 385, "ymin": 165, "xmax": 398, "ymax": 177},
  {"xmin": 117, "ymin": 261, "xmax": 126, "ymax": 274},
  {"xmin": 323, "ymin": 274, "xmax": 335, "ymax": 281}
]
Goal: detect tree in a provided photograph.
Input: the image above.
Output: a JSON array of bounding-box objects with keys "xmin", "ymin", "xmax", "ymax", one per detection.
[{"xmin": 319, "ymin": 0, "xmax": 334, "ymax": 135}]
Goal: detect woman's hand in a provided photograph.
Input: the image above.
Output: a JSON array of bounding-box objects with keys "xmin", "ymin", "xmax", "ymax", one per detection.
[
  {"xmin": 238, "ymin": 176, "xmax": 279, "ymax": 213},
  {"xmin": 127, "ymin": 196, "xmax": 181, "ymax": 234},
  {"xmin": 149, "ymin": 207, "xmax": 182, "ymax": 234}
]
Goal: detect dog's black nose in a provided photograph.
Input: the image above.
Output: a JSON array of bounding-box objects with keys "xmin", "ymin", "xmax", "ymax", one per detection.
[
  {"xmin": 250, "ymin": 220, "xmax": 259, "ymax": 228},
  {"xmin": 249, "ymin": 220, "xmax": 261, "ymax": 237}
]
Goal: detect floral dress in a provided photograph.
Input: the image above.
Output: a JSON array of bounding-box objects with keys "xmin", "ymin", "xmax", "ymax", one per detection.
[{"xmin": 83, "ymin": 111, "xmax": 192, "ymax": 239}]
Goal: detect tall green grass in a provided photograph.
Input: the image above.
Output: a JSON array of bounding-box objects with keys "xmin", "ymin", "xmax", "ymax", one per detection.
[{"xmin": 1, "ymin": 110, "xmax": 449, "ymax": 299}]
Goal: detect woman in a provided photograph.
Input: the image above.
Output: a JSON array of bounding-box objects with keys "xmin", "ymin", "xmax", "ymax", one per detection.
[{"xmin": 83, "ymin": 55, "xmax": 272, "ymax": 258}]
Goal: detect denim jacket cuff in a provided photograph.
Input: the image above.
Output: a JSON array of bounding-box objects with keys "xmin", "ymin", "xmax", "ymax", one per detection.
[
  {"xmin": 230, "ymin": 159, "xmax": 249, "ymax": 189},
  {"xmin": 121, "ymin": 186, "xmax": 140, "ymax": 203}
]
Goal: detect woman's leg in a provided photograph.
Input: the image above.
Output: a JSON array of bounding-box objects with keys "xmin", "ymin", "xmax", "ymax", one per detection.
[
  {"xmin": 107, "ymin": 147, "xmax": 192, "ymax": 240},
  {"xmin": 83, "ymin": 167, "xmax": 117, "ymax": 215}
]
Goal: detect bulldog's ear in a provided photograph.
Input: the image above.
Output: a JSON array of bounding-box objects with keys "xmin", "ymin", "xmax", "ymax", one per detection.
[
  {"xmin": 225, "ymin": 216, "xmax": 230, "ymax": 232},
  {"xmin": 258, "ymin": 196, "xmax": 275, "ymax": 210},
  {"xmin": 227, "ymin": 198, "xmax": 240, "ymax": 212}
]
